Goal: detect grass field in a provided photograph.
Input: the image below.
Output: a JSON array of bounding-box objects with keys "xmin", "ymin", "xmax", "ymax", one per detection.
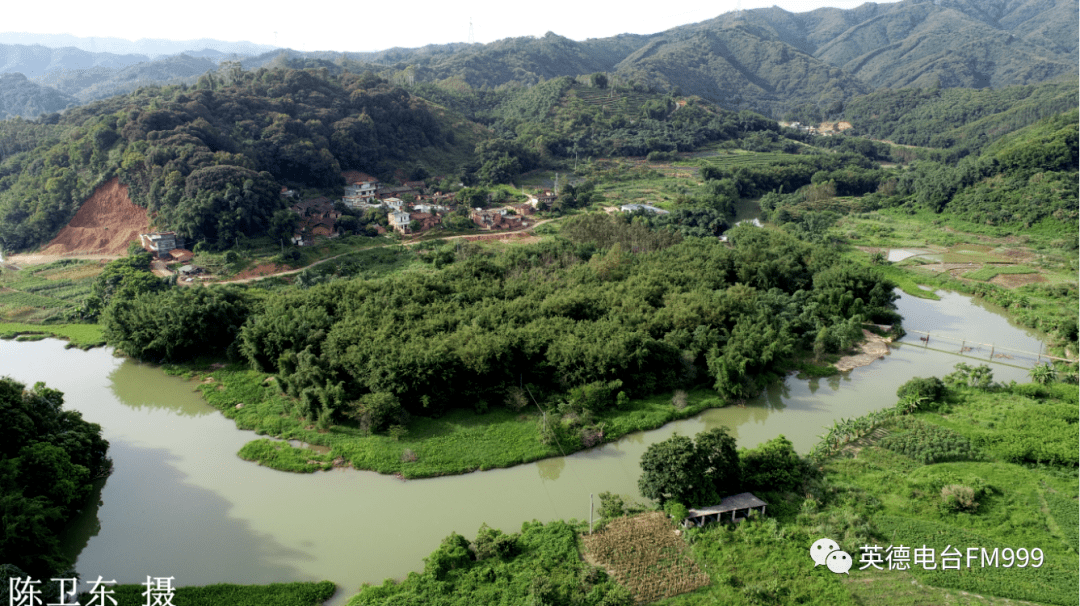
[
  {"xmin": 821, "ymin": 383, "xmax": 1079, "ymax": 605},
  {"xmin": 691, "ymin": 150, "xmax": 804, "ymax": 169}
]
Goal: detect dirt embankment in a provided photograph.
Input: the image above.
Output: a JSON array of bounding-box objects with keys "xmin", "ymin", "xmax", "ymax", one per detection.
[
  {"xmin": 39, "ymin": 178, "xmax": 150, "ymax": 256},
  {"xmin": 835, "ymin": 329, "xmax": 893, "ymax": 373}
]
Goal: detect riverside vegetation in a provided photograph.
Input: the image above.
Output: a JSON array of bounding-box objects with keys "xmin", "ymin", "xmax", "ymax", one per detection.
[
  {"xmin": 0, "ymin": 19, "xmax": 1076, "ymax": 604},
  {"xmin": 124, "ymin": 222, "xmax": 900, "ymax": 475},
  {"xmin": 342, "ymin": 368, "xmax": 1078, "ymax": 605},
  {"xmin": 0, "ymin": 378, "xmax": 111, "ymax": 601}
]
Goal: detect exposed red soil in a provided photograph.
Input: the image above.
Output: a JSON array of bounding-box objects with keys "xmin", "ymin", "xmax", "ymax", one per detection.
[{"xmin": 39, "ymin": 178, "xmax": 150, "ymax": 256}]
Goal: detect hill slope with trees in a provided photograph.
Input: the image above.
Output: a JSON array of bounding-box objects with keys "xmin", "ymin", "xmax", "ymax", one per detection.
[
  {"xmin": 0, "ymin": 67, "xmax": 466, "ymax": 252},
  {"xmin": 2, "ymin": 0, "xmax": 1076, "ymax": 119}
]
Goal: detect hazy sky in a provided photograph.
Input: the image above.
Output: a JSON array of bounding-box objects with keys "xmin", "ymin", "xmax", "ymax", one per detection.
[{"xmin": 13, "ymin": 0, "xmax": 898, "ymax": 53}]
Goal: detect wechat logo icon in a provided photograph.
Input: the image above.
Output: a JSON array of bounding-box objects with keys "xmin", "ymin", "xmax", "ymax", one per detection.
[{"xmin": 811, "ymin": 537, "xmax": 852, "ymax": 574}]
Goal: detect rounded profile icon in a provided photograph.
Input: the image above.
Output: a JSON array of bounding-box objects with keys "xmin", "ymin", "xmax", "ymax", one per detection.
[
  {"xmin": 827, "ymin": 550, "xmax": 853, "ymax": 574},
  {"xmin": 810, "ymin": 538, "xmax": 841, "ymax": 566}
]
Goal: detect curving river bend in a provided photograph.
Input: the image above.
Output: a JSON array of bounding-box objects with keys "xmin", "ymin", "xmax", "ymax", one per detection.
[{"xmin": 0, "ymin": 290, "xmax": 1046, "ymax": 604}]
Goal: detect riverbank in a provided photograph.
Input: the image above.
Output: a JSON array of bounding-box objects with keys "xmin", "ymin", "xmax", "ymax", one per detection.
[
  {"xmin": 0, "ymin": 321, "xmax": 104, "ymax": 348},
  {"xmin": 188, "ymin": 364, "xmax": 729, "ymax": 477},
  {"xmin": 179, "ymin": 324, "xmax": 912, "ymax": 478},
  {"xmin": 86, "ymin": 581, "xmax": 335, "ymax": 606},
  {"xmin": 344, "ymin": 378, "xmax": 1080, "ymax": 606}
]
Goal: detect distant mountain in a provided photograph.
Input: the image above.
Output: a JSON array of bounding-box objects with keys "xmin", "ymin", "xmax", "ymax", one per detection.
[
  {"xmin": 0, "ymin": 44, "xmax": 150, "ymax": 79},
  {"xmin": 308, "ymin": 0, "xmax": 1076, "ymax": 116},
  {"xmin": 40, "ymin": 54, "xmax": 219, "ymax": 102},
  {"xmin": 0, "ymin": 32, "xmax": 277, "ymax": 58},
  {"xmin": 0, "ymin": 72, "xmax": 76, "ymax": 119},
  {"xmin": 0, "ymin": 0, "xmax": 1075, "ymax": 119}
]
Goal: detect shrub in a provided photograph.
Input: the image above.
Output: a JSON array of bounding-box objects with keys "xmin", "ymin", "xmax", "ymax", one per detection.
[
  {"xmin": 424, "ymin": 533, "xmax": 473, "ymax": 580},
  {"xmin": 671, "ymin": 390, "xmax": 688, "ymax": 410},
  {"xmin": 664, "ymin": 501, "xmax": 689, "ymax": 523},
  {"xmin": 348, "ymin": 392, "xmax": 409, "ymax": 435},
  {"xmin": 739, "ymin": 435, "xmax": 811, "ymax": 493},
  {"xmin": 896, "ymin": 376, "xmax": 946, "ymax": 402},
  {"xmin": 473, "ymin": 524, "xmax": 518, "ymax": 560},
  {"xmin": 598, "ymin": 491, "xmax": 626, "ymax": 519},
  {"xmin": 940, "ymin": 484, "xmax": 979, "ymax": 513},
  {"xmin": 504, "ymin": 387, "xmax": 529, "ymax": 411}
]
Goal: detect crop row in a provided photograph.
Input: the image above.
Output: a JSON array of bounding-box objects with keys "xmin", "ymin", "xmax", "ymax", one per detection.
[{"xmin": 583, "ymin": 512, "xmax": 709, "ymax": 603}]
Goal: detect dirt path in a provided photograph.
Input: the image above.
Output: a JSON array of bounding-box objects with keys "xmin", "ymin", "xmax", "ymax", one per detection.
[
  {"xmin": 221, "ymin": 218, "xmax": 560, "ymax": 284},
  {"xmin": 7, "ymin": 252, "xmax": 123, "ymax": 266},
  {"xmin": 221, "ymin": 253, "xmax": 355, "ymax": 284}
]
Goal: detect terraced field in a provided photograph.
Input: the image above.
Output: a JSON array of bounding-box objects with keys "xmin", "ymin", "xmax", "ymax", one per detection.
[
  {"xmin": 0, "ymin": 259, "xmax": 103, "ymax": 322},
  {"xmin": 569, "ymin": 85, "xmax": 652, "ymax": 112},
  {"xmin": 692, "ymin": 151, "xmax": 803, "ymax": 168}
]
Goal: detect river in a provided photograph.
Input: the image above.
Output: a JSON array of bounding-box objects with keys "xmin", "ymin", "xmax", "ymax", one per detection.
[{"xmin": 0, "ymin": 289, "xmax": 1045, "ymax": 604}]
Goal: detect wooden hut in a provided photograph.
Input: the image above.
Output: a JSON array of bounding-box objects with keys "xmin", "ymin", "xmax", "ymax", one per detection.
[{"xmin": 683, "ymin": 493, "xmax": 767, "ymax": 528}]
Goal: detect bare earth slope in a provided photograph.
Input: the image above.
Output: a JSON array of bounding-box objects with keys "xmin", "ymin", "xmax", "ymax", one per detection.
[{"xmin": 40, "ymin": 177, "xmax": 150, "ymax": 256}]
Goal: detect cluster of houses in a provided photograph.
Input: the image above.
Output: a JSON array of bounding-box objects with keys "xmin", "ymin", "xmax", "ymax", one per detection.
[
  {"xmin": 781, "ymin": 120, "xmax": 852, "ymax": 136},
  {"xmin": 287, "ymin": 173, "xmax": 554, "ymax": 244}
]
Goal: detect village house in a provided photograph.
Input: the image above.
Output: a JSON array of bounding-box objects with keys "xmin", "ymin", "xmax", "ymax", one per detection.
[
  {"xmin": 388, "ymin": 210, "xmax": 412, "ymax": 234},
  {"xmin": 376, "ymin": 185, "xmax": 415, "ymax": 200},
  {"xmin": 383, "ymin": 197, "xmax": 407, "ymax": 211},
  {"xmin": 290, "ymin": 197, "xmax": 341, "ymax": 242},
  {"xmin": 344, "ymin": 177, "xmax": 380, "ymax": 206},
  {"xmin": 511, "ymin": 203, "xmax": 536, "ymax": 216},
  {"xmin": 167, "ymin": 248, "xmax": 194, "ymax": 264},
  {"xmin": 471, "ymin": 208, "xmax": 523, "ymax": 230},
  {"xmin": 139, "ymin": 231, "xmax": 185, "ymax": 258},
  {"xmin": 412, "ymin": 202, "xmax": 448, "ymax": 214},
  {"xmin": 409, "ymin": 212, "xmax": 441, "ymax": 232}
]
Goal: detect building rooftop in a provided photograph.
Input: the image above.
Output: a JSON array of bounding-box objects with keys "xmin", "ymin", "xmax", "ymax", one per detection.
[{"xmin": 687, "ymin": 493, "xmax": 767, "ymax": 516}]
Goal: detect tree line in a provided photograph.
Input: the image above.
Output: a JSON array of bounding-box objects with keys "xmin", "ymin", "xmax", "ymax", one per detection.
[{"xmin": 101, "ymin": 224, "xmax": 899, "ymax": 440}]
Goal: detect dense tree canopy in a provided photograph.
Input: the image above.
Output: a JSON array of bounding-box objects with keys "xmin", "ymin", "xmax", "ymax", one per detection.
[
  {"xmin": 0, "ymin": 378, "xmax": 110, "ymax": 580},
  {"xmin": 638, "ymin": 427, "xmax": 740, "ymax": 507},
  {"xmin": 0, "ymin": 67, "xmax": 455, "ymax": 251}
]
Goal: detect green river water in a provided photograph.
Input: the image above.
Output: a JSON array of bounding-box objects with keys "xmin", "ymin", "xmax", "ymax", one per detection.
[{"xmin": 0, "ymin": 289, "xmax": 1046, "ymax": 604}]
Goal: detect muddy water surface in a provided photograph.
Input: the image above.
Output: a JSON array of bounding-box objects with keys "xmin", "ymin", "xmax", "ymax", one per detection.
[{"xmin": 0, "ymin": 289, "xmax": 1042, "ymax": 604}]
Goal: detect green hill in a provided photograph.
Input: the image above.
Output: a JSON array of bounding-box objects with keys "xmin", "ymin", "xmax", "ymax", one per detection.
[{"xmin": 0, "ymin": 67, "xmax": 469, "ymax": 252}]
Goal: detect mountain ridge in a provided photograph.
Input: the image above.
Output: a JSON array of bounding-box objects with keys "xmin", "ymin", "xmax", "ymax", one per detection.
[{"xmin": 0, "ymin": 0, "xmax": 1075, "ymax": 119}]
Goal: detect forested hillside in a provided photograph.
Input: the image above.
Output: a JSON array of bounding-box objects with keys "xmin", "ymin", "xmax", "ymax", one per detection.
[
  {"xmin": 839, "ymin": 80, "xmax": 1078, "ymax": 159},
  {"xmin": 3, "ymin": 0, "xmax": 1076, "ymax": 119},
  {"xmin": 0, "ymin": 73, "xmax": 76, "ymax": 120},
  {"xmin": 319, "ymin": 0, "xmax": 1078, "ymax": 116},
  {"xmin": 0, "ymin": 67, "xmax": 463, "ymax": 252},
  {"xmin": 39, "ymin": 54, "xmax": 219, "ymax": 103}
]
